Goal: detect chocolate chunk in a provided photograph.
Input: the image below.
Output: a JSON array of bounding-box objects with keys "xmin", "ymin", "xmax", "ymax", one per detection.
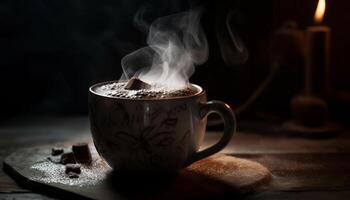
[
  {"xmin": 124, "ymin": 77, "xmax": 151, "ymax": 90},
  {"xmin": 51, "ymin": 147, "xmax": 64, "ymax": 156},
  {"xmin": 68, "ymin": 172, "xmax": 79, "ymax": 179},
  {"xmin": 65, "ymin": 164, "xmax": 81, "ymax": 174},
  {"xmin": 72, "ymin": 143, "xmax": 92, "ymax": 164},
  {"xmin": 60, "ymin": 152, "xmax": 76, "ymax": 164}
]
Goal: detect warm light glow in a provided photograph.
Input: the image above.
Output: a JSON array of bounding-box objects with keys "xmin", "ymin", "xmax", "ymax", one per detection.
[{"xmin": 314, "ymin": 0, "xmax": 326, "ymax": 23}]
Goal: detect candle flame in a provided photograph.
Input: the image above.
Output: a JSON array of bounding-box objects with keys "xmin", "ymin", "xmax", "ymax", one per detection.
[{"xmin": 314, "ymin": 0, "xmax": 326, "ymax": 23}]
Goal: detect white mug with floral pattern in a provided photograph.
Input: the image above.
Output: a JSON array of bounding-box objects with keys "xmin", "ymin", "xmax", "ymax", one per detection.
[{"xmin": 89, "ymin": 81, "xmax": 236, "ymax": 173}]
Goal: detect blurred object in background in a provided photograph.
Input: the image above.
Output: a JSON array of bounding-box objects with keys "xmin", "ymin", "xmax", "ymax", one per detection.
[
  {"xmin": 286, "ymin": 0, "xmax": 336, "ymax": 135},
  {"xmin": 241, "ymin": 21, "xmax": 305, "ymax": 117}
]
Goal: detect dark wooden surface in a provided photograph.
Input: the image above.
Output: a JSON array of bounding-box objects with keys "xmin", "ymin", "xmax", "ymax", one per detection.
[
  {"xmin": 1, "ymin": 116, "xmax": 350, "ymax": 199},
  {"xmin": 3, "ymin": 149, "xmax": 271, "ymax": 200}
]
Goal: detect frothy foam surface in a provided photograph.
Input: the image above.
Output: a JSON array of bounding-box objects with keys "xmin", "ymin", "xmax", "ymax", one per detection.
[{"xmin": 94, "ymin": 82, "xmax": 197, "ymax": 99}]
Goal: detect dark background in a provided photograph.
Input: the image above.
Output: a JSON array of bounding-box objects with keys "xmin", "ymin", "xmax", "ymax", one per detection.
[{"xmin": 0, "ymin": 0, "xmax": 349, "ymax": 121}]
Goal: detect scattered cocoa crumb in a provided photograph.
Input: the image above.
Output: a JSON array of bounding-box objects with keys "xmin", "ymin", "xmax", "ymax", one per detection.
[
  {"xmin": 60, "ymin": 152, "xmax": 76, "ymax": 165},
  {"xmin": 65, "ymin": 163, "xmax": 81, "ymax": 174},
  {"xmin": 67, "ymin": 171, "xmax": 79, "ymax": 179},
  {"xmin": 51, "ymin": 147, "xmax": 64, "ymax": 156}
]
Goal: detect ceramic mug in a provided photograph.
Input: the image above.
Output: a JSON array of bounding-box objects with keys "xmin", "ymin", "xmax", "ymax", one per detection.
[{"xmin": 89, "ymin": 81, "xmax": 236, "ymax": 172}]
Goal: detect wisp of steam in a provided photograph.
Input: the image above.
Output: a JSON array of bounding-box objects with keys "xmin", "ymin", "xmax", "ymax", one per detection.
[
  {"xmin": 216, "ymin": 11, "xmax": 248, "ymax": 67},
  {"xmin": 121, "ymin": 9, "xmax": 208, "ymax": 89}
]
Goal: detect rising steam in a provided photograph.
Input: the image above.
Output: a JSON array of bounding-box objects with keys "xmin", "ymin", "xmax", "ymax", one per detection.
[
  {"xmin": 217, "ymin": 11, "xmax": 248, "ymax": 66},
  {"xmin": 121, "ymin": 9, "xmax": 208, "ymax": 89}
]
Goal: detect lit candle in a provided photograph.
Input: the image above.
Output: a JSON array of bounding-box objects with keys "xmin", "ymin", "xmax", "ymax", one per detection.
[{"xmin": 305, "ymin": 0, "xmax": 331, "ymax": 96}]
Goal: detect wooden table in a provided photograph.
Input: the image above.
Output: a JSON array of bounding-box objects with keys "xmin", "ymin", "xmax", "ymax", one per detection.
[{"xmin": 1, "ymin": 116, "xmax": 350, "ymax": 199}]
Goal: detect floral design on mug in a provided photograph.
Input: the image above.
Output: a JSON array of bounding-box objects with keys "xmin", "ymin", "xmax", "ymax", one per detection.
[
  {"xmin": 105, "ymin": 103, "xmax": 182, "ymax": 168},
  {"xmin": 113, "ymin": 126, "xmax": 175, "ymax": 168},
  {"xmin": 90, "ymin": 98, "xmax": 193, "ymax": 169}
]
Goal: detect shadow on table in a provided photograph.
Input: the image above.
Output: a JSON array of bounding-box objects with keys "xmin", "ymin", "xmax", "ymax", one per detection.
[{"xmin": 106, "ymin": 170, "xmax": 249, "ymax": 200}]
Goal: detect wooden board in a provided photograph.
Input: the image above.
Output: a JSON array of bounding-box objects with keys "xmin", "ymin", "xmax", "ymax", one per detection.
[{"xmin": 3, "ymin": 145, "xmax": 271, "ymax": 200}]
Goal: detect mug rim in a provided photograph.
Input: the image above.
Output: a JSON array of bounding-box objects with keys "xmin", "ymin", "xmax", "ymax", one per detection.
[{"xmin": 89, "ymin": 80, "xmax": 204, "ymax": 101}]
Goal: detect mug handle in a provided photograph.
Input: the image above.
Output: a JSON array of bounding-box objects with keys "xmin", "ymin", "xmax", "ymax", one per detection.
[{"xmin": 189, "ymin": 100, "xmax": 236, "ymax": 164}]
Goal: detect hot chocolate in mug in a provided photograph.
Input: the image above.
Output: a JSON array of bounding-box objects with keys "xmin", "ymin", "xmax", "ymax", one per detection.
[{"xmin": 89, "ymin": 81, "xmax": 236, "ymax": 172}]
